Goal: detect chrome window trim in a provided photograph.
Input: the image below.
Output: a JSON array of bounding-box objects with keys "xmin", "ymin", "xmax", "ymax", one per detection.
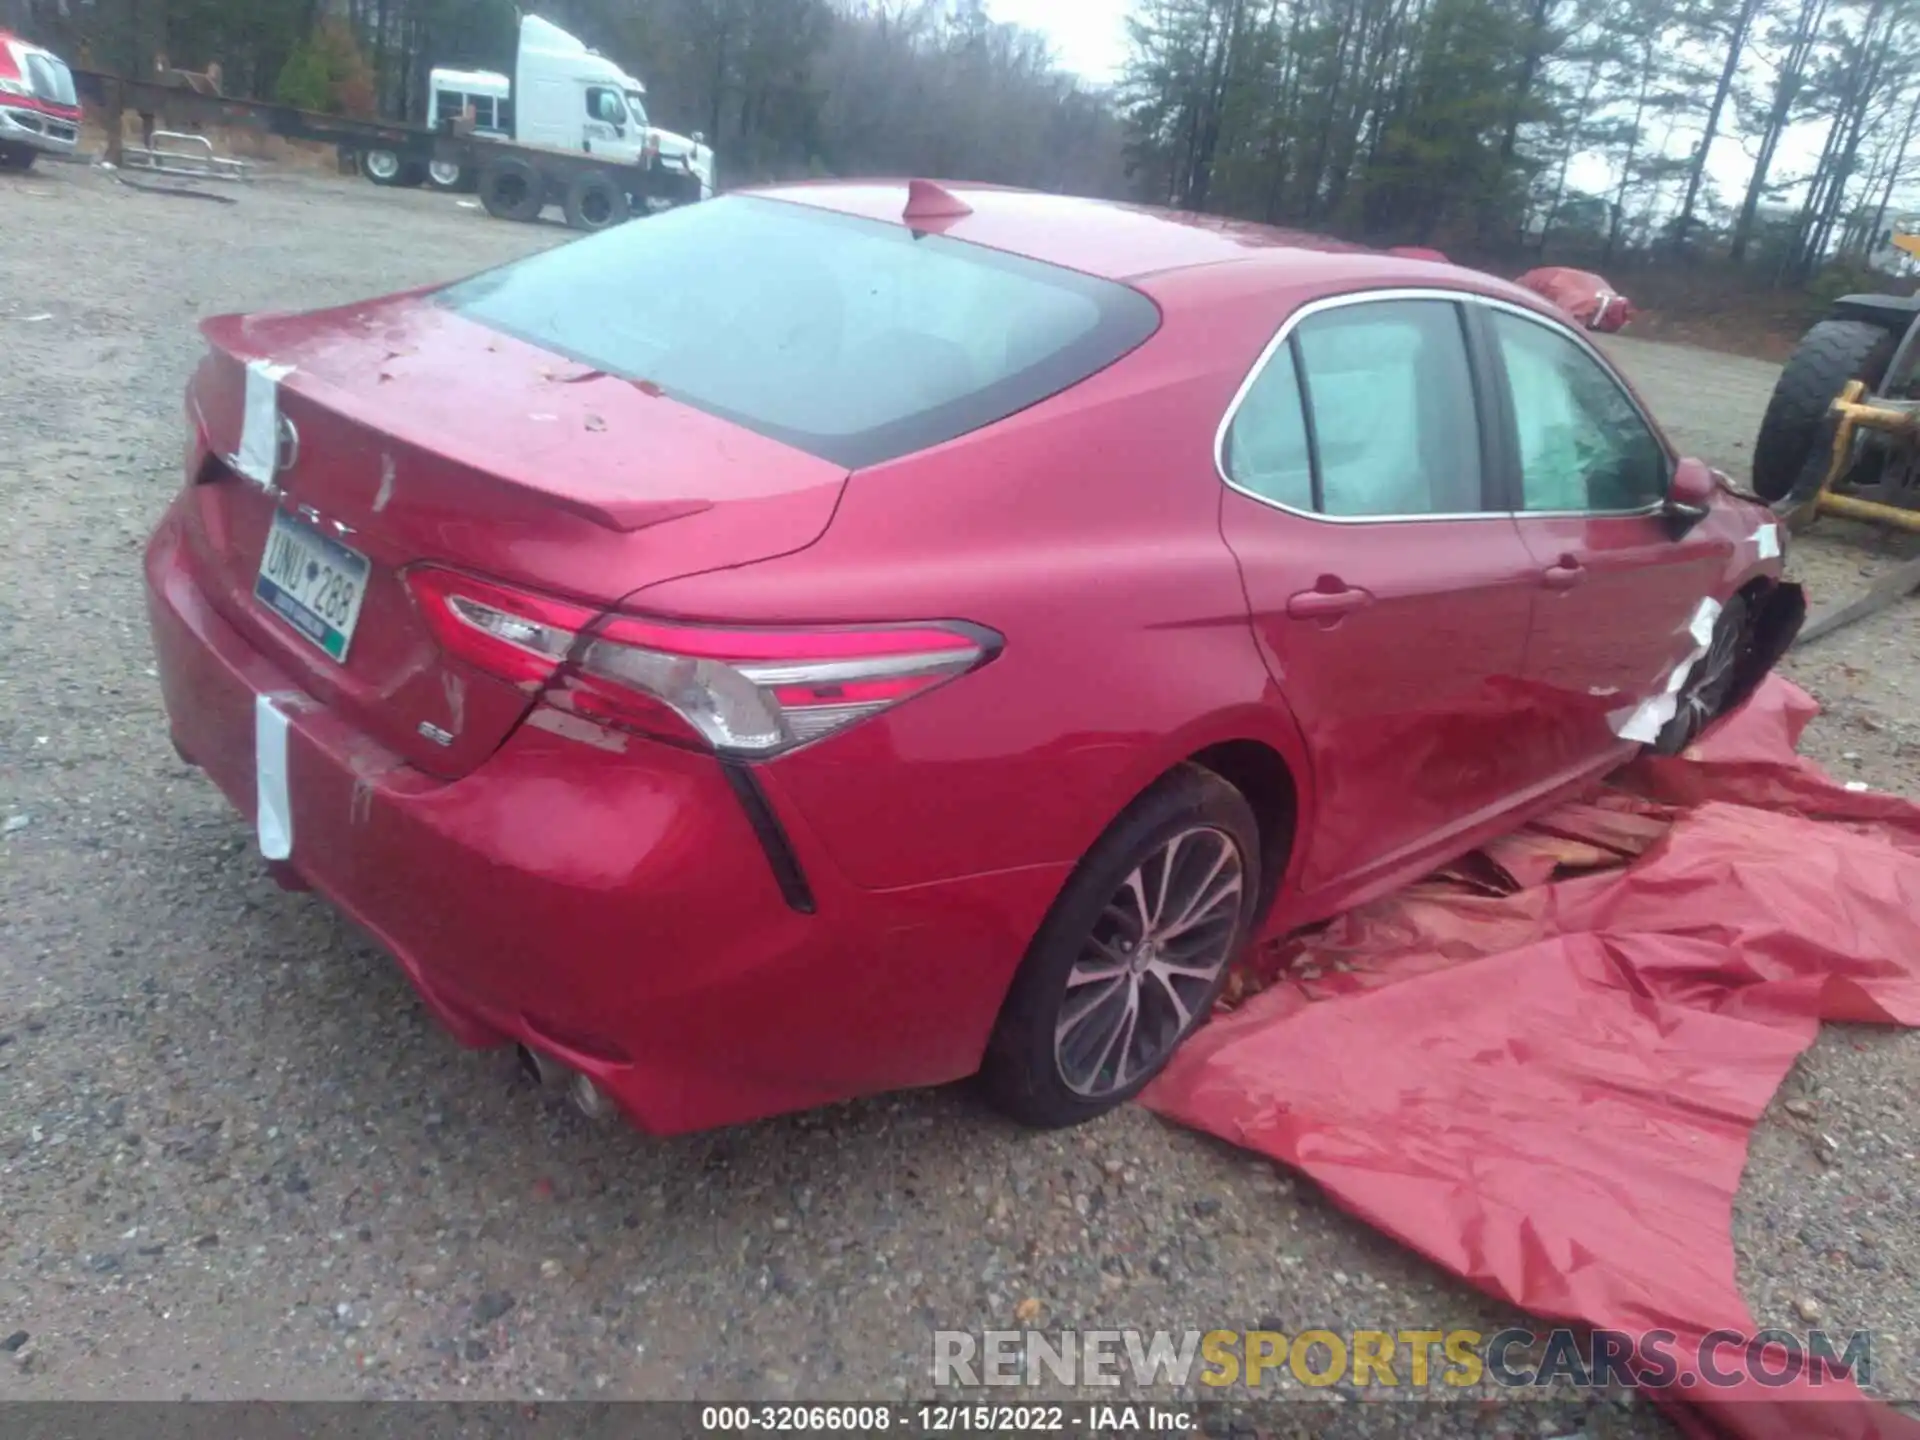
[{"xmin": 1213, "ymin": 285, "xmax": 1673, "ymax": 525}]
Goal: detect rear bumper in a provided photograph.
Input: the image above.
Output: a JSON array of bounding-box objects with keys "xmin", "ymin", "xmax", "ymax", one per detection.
[
  {"xmin": 0, "ymin": 102, "xmax": 80, "ymax": 156},
  {"xmin": 144, "ymin": 499, "xmax": 1061, "ymax": 1134}
]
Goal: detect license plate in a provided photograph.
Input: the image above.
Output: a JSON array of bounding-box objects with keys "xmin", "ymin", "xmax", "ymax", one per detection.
[{"xmin": 254, "ymin": 510, "xmax": 370, "ymax": 662}]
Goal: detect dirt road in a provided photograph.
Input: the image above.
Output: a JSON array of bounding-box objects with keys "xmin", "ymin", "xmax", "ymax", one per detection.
[{"xmin": 2, "ymin": 163, "xmax": 1914, "ymax": 1428}]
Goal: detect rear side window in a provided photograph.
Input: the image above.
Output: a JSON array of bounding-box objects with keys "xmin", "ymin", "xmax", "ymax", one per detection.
[
  {"xmin": 1222, "ymin": 341, "xmax": 1313, "ymax": 510},
  {"xmin": 440, "ymin": 195, "xmax": 1161, "ymax": 468},
  {"xmin": 1224, "ymin": 299, "xmax": 1484, "ymax": 517}
]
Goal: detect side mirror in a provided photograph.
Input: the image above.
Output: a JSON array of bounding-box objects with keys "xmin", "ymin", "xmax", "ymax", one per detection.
[
  {"xmin": 1665, "ymin": 458, "xmax": 1715, "ymax": 521},
  {"xmin": 692, "ymin": 130, "xmax": 705, "ymax": 145}
]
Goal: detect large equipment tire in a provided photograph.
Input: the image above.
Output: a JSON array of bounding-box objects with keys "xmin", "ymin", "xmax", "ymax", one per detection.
[
  {"xmin": 362, "ymin": 148, "xmax": 424, "ymax": 187},
  {"xmin": 478, "ymin": 157, "xmax": 546, "ymax": 223},
  {"xmin": 979, "ymin": 764, "xmax": 1261, "ymax": 1129},
  {"xmin": 562, "ymin": 169, "xmax": 631, "ymax": 231},
  {"xmin": 1751, "ymin": 319, "xmax": 1896, "ymax": 507}
]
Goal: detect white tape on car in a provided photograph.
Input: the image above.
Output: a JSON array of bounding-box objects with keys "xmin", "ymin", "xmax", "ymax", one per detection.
[
  {"xmin": 1608, "ymin": 597, "xmax": 1723, "ymax": 745},
  {"xmin": 1754, "ymin": 523, "xmax": 1781, "ymax": 560},
  {"xmin": 235, "ymin": 360, "xmax": 295, "ymax": 487},
  {"xmin": 255, "ymin": 694, "xmax": 293, "ymax": 860},
  {"xmin": 1687, "ymin": 595, "xmax": 1721, "ymax": 650}
]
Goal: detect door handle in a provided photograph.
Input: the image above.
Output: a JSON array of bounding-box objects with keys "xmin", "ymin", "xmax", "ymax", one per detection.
[
  {"xmin": 1542, "ymin": 558, "xmax": 1586, "ymax": 590},
  {"xmin": 1286, "ymin": 584, "xmax": 1372, "ymax": 620}
]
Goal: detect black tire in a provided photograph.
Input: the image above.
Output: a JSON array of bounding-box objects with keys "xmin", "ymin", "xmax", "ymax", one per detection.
[
  {"xmin": 1652, "ymin": 593, "xmax": 1751, "ymax": 757},
  {"xmin": 478, "ymin": 157, "xmax": 546, "ymax": 223},
  {"xmin": 1752, "ymin": 319, "xmax": 1896, "ymax": 506},
  {"xmin": 562, "ymin": 169, "xmax": 631, "ymax": 231},
  {"xmin": 980, "ymin": 764, "xmax": 1262, "ymax": 1129},
  {"xmin": 0, "ymin": 143, "xmax": 36, "ymax": 172}
]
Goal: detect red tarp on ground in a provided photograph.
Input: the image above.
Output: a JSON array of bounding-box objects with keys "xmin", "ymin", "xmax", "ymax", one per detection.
[
  {"xmin": 1517, "ymin": 265, "xmax": 1638, "ymax": 333},
  {"xmin": 1143, "ymin": 677, "xmax": 1920, "ymax": 1440}
]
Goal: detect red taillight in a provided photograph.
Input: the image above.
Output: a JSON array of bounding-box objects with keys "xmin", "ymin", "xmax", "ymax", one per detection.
[
  {"xmin": 408, "ymin": 568, "xmax": 596, "ymax": 688},
  {"xmin": 405, "ymin": 567, "xmax": 999, "ymax": 756}
]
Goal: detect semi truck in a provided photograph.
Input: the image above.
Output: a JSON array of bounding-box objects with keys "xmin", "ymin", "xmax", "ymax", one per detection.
[
  {"xmin": 0, "ymin": 28, "xmax": 81, "ymax": 170},
  {"xmin": 359, "ymin": 16, "xmax": 715, "ymax": 211},
  {"xmin": 64, "ymin": 13, "xmax": 713, "ymax": 231}
]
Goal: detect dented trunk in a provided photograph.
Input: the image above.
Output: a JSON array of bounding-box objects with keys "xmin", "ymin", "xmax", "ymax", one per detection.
[{"xmin": 178, "ymin": 295, "xmax": 850, "ymax": 778}]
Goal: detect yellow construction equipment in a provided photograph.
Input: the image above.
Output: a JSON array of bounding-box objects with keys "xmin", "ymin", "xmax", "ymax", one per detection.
[
  {"xmin": 1806, "ymin": 379, "xmax": 1920, "ymax": 533},
  {"xmin": 1753, "ymin": 291, "xmax": 1920, "ymax": 536},
  {"xmin": 1884, "ymin": 219, "xmax": 1920, "ymax": 263}
]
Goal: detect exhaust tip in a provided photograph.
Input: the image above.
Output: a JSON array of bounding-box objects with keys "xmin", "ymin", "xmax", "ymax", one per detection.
[
  {"xmin": 568, "ymin": 1071, "xmax": 612, "ymax": 1122},
  {"xmin": 517, "ymin": 1043, "xmax": 565, "ymax": 1088},
  {"xmin": 519, "ymin": 1045, "xmax": 614, "ymax": 1121}
]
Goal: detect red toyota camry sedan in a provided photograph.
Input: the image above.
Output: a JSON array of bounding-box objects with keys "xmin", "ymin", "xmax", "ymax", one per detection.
[{"xmin": 146, "ymin": 181, "xmax": 1801, "ymax": 1134}]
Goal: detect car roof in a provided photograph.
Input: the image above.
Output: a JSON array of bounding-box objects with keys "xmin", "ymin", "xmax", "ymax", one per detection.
[{"xmin": 749, "ymin": 179, "xmax": 1408, "ymax": 283}]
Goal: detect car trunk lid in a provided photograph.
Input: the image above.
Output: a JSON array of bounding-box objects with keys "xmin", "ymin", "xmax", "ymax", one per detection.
[{"xmin": 181, "ymin": 296, "xmax": 850, "ymax": 778}]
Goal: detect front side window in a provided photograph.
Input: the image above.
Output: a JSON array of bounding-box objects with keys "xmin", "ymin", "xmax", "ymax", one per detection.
[
  {"xmin": 1223, "ymin": 298, "xmax": 1485, "ymax": 518},
  {"xmin": 470, "ymin": 95, "xmax": 496, "ymax": 130},
  {"xmin": 1491, "ymin": 311, "xmax": 1668, "ymax": 512},
  {"xmin": 586, "ymin": 87, "xmax": 623, "ymax": 126}
]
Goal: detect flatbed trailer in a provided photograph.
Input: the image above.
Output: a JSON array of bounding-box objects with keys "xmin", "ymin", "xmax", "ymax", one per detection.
[{"xmin": 69, "ymin": 67, "xmax": 702, "ymax": 229}]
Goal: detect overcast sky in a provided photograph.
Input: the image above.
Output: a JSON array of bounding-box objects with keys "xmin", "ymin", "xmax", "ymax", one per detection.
[
  {"xmin": 987, "ymin": 0, "xmax": 1132, "ymax": 83},
  {"xmin": 989, "ymin": 0, "xmax": 1907, "ymax": 236}
]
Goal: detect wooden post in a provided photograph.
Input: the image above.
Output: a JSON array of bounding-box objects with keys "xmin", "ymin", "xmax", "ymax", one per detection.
[{"xmin": 103, "ymin": 78, "xmax": 125, "ymax": 167}]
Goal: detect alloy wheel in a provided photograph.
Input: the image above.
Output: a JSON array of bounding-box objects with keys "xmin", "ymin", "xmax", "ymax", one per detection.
[{"xmin": 1053, "ymin": 825, "xmax": 1245, "ymax": 1098}]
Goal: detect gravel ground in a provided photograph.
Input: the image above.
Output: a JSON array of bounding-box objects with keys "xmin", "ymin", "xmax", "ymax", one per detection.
[{"xmin": 1, "ymin": 161, "xmax": 1915, "ymax": 1432}]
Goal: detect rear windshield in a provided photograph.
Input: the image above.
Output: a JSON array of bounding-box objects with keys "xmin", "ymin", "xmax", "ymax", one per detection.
[{"xmin": 439, "ymin": 194, "xmax": 1161, "ymax": 468}]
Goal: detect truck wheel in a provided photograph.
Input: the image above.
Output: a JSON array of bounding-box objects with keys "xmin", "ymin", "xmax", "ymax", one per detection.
[
  {"xmin": 0, "ymin": 143, "xmax": 36, "ymax": 172},
  {"xmin": 479, "ymin": 157, "xmax": 546, "ymax": 223},
  {"xmin": 1752, "ymin": 319, "xmax": 1896, "ymax": 506},
  {"xmin": 426, "ymin": 160, "xmax": 472, "ymax": 193},
  {"xmin": 563, "ymin": 169, "xmax": 631, "ymax": 231},
  {"xmin": 362, "ymin": 149, "xmax": 419, "ymax": 187}
]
